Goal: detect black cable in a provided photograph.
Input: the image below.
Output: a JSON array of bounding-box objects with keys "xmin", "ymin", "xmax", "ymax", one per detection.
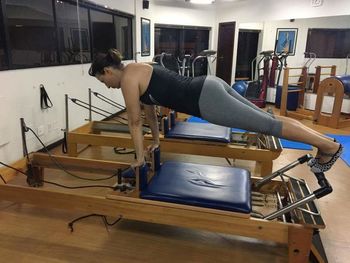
[
  {"xmin": 92, "ymin": 92, "xmax": 125, "ymax": 110},
  {"xmin": 68, "ymin": 213, "xmax": 123, "ymax": 232},
  {"xmin": 0, "ymin": 173, "xmax": 6, "ymax": 184},
  {"xmin": 70, "ymin": 97, "xmax": 129, "ymax": 123},
  {"xmin": 0, "ymin": 160, "xmax": 114, "ymax": 190},
  {"xmin": 28, "ymin": 127, "xmax": 116, "ymax": 182},
  {"xmin": 113, "ymin": 147, "xmax": 135, "ymax": 155}
]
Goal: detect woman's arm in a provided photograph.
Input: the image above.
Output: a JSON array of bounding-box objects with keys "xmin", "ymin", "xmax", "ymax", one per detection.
[
  {"xmin": 143, "ymin": 104, "xmax": 160, "ymax": 150},
  {"xmin": 121, "ymin": 75, "xmax": 145, "ymax": 166}
]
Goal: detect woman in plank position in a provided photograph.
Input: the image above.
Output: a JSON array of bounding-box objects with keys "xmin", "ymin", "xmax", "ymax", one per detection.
[{"xmin": 89, "ymin": 49, "xmax": 342, "ymax": 173}]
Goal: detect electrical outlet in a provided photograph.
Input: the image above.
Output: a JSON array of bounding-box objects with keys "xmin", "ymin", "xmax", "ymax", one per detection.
[
  {"xmin": 311, "ymin": 0, "xmax": 323, "ymax": 7},
  {"xmin": 37, "ymin": 125, "xmax": 45, "ymax": 136}
]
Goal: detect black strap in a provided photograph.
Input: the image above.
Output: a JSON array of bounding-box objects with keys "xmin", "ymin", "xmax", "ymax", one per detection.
[{"xmin": 40, "ymin": 84, "xmax": 53, "ymax": 109}]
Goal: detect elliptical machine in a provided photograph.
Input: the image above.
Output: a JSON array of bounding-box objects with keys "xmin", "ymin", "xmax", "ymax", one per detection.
[
  {"xmin": 191, "ymin": 50, "xmax": 217, "ymax": 77},
  {"xmin": 244, "ymin": 50, "xmax": 274, "ymax": 108}
]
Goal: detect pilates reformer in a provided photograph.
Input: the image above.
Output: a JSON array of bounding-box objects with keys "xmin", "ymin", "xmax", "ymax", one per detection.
[
  {"xmin": 67, "ymin": 109, "xmax": 282, "ymax": 176},
  {"xmin": 313, "ymin": 75, "xmax": 350, "ymax": 129},
  {"xmin": 63, "ymin": 89, "xmax": 153, "ymax": 154},
  {"xmin": 0, "ymin": 133, "xmax": 331, "ymax": 263}
]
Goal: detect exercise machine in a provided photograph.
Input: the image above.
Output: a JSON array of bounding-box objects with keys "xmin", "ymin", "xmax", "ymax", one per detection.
[
  {"xmin": 313, "ymin": 65, "xmax": 336, "ymax": 93},
  {"xmin": 191, "ymin": 49, "xmax": 217, "ymax": 77},
  {"xmin": 313, "ymin": 75, "xmax": 350, "ymax": 128},
  {"xmin": 67, "ymin": 111, "xmax": 282, "ymax": 176},
  {"xmin": 0, "ymin": 129, "xmax": 331, "ymax": 262},
  {"xmin": 279, "ymin": 66, "xmax": 311, "ymax": 119}
]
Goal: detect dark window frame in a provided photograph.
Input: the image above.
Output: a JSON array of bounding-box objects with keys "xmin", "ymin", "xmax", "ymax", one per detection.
[
  {"xmin": 0, "ymin": 0, "xmax": 134, "ymax": 71},
  {"xmin": 305, "ymin": 28, "xmax": 350, "ymax": 59}
]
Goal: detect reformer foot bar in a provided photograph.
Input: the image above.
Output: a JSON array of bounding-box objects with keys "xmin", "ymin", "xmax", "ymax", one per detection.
[
  {"xmin": 0, "ymin": 146, "xmax": 329, "ymax": 263},
  {"xmin": 67, "ymin": 111, "xmax": 282, "ymax": 176}
]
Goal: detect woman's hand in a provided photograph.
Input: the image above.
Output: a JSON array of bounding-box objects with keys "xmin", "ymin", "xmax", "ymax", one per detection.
[
  {"xmin": 147, "ymin": 143, "xmax": 160, "ymax": 153},
  {"xmin": 131, "ymin": 159, "xmax": 145, "ymax": 169}
]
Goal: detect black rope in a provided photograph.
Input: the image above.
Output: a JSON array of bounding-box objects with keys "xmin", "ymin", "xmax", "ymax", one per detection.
[
  {"xmin": 62, "ymin": 131, "xmax": 68, "ymax": 154},
  {"xmin": 0, "ymin": 173, "xmax": 6, "ymax": 184},
  {"xmin": 0, "ymin": 160, "xmax": 115, "ymax": 190},
  {"xmin": 92, "ymin": 91, "xmax": 125, "ymax": 110},
  {"xmin": 27, "ymin": 127, "xmax": 116, "ymax": 182},
  {"xmin": 69, "ymin": 97, "xmax": 128, "ymax": 124},
  {"xmin": 40, "ymin": 84, "xmax": 53, "ymax": 109},
  {"xmin": 68, "ymin": 214, "xmax": 123, "ymax": 232},
  {"xmin": 114, "ymin": 147, "xmax": 135, "ymax": 155}
]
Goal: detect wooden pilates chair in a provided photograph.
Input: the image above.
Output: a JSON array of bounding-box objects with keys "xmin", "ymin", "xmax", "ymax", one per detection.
[
  {"xmin": 280, "ymin": 66, "xmax": 315, "ymax": 120},
  {"xmin": 313, "ymin": 65, "xmax": 336, "ymax": 94},
  {"xmin": 313, "ymin": 75, "xmax": 350, "ymax": 129},
  {"xmin": 0, "ymin": 147, "xmax": 331, "ymax": 263}
]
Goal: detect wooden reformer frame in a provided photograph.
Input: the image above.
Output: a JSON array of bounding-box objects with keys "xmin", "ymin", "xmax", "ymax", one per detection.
[
  {"xmin": 0, "ymin": 149, "xmax": 330, "ymax": 263},
  {"xmin": 67, "ymin": 119, "xmax": 282, "ymax": 177}
]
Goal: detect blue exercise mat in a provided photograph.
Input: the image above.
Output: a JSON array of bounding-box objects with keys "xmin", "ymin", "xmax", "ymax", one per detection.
[
  {"xmin": 326, "ymin": 134, "xmax": 350, "ymax": 167},
  {"xmin": 279, "ymin": 139, "xmax": 313, "ymax": 151}
]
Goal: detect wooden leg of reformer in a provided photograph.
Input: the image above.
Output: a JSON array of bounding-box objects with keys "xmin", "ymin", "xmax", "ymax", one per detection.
[
  {"xmin": 288, "ymin": 226, "xmax": 313, "ymax": 263},
  {"xmin": 67, "ymin": 142, "xmax": 78, "ymax": 157},
  {"xmin": 255, "ymin": 161, "xmax": 272, "ymax": 177}
]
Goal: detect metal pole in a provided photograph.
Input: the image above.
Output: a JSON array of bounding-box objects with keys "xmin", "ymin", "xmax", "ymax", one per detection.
[
  {"xmin": 264, "ymin": 193, "xmax": 316, "ymax": 220},
  {"xmin": 88, "ymin": 88, "xmax": 92, "ymax": 121}
]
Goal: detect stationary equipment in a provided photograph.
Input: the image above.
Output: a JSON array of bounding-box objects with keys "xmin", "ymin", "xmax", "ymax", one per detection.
[
  {"xmin": 234, "ymin": 50, "xmax": 287, "ymax": 108},
  {"xmin": 302, "ymin": 52, "xmax": 317, "ymax": 92},
  {"xmin": 313, "ymin": 75, "xmax": 350, "ymax": 129},
  {"xmin": 192, "ymin": 49, "xmax": 217, "ymax": 77},
  {"xmin": 279, "ymin": 66, "xmax": 311, "ymax": 120},
  {"xmin": 244, "ymin": 50, "xmax": 273, "ymax": 108},
  {"xmin": 313, "ymin": 65, "xmax": 336, "ymax": 93},
  {"xmin": 152, "ymin": 53, "xmax": 182, "ymax": 74},
  {"xmin": 0, "ymin": 131, "xmax": 332, "ymax": 263}
]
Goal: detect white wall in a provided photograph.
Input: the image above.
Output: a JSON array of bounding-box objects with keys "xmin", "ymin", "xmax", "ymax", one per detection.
[
  {"xmin": 1, "ymin": 0, "xmax": 350, "ymax": 164},
  {"xmin": 0, "ymin": 0, "xmax": 216, "ymax": 164},
  {"xmin": 216, "ymin": 0, "xmax": 350, "ymax": 84},
  {"xmin": 0, "ymin": 0, "xmax": 138, "ymax": 164}
]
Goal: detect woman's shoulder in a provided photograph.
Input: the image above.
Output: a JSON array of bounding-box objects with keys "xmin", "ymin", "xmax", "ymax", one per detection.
[{"xmin": 122, "ymin": 63, "xmax": 153, "ymax": 88}]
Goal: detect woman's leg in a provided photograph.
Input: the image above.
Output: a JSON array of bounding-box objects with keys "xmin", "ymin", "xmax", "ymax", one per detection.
[
  {"xmin": 276, "ymin": 115, "xmax": 341, "ymax": 164},
  {"xmin": 198, "ymin": 76, "xmax": 342, "ymax": 171}
]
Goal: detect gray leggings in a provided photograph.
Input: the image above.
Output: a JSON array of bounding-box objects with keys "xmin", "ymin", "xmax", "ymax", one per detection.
[{"xmin": 198, "ymin": 76, "xmax": 283, "ymax": 137}]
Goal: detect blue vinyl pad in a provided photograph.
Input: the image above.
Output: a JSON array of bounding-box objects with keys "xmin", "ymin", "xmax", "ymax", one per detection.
[
  {"xmin": 140, "ymin": 162, "xmax": 251, "ymax": 214},
  {"xmin": 165, "ymin": 122, "xmax": 231, "ymax": 143}
]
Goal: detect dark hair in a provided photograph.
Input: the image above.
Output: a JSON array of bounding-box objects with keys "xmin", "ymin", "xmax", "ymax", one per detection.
[{"xmin": 88, "ymin": 49, "xmax": 124, "ymax": 76}]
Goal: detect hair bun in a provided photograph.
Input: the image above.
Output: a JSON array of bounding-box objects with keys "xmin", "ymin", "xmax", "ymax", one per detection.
[{"xmin": 108, "ymin": 49, "xmax": 123, "ymax": 64}]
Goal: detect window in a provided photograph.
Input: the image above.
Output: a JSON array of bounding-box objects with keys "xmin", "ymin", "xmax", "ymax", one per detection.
[
  {"xmin": 114, "ymin": 15, "xmax": 132, "ymax": 60},
  {"xmin": 90, "ymin": 10, "xmax": 115, "ymax": 56},
  {"xmin": 0, "ymin": 1, "xmax": 8, "ymax": 69},
  {"xmin": 155, "ymin": 25, "xmax": 210, "ymax": 76},
  {"xmin": 55, "ymin": 1, "xmax": 91, "ymax": 64},
  {"xmin": 305, "ymin": 28, "xmax": 350, "ymax": 58},
  {"xmin": 6, "ymin": 0, "xmax": 57, "ymax": 68},
  {"xmin": 0, "ymin": 0, "xmax": 134, "ymax": 70}
]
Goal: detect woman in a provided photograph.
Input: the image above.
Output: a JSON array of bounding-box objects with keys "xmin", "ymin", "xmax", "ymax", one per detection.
[{"xmin": 89, "ymin": 49, "xmax": 342, "ymax": 173}]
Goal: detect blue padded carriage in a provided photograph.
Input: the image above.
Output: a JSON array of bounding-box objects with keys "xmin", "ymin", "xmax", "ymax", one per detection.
[
  {"xmin": 140, "ymin": 161, "xmax": 251, "ymax": 214},
  {"xmin": 165, "ymin": 122, "xmax": 232, "ymax": 143}
]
